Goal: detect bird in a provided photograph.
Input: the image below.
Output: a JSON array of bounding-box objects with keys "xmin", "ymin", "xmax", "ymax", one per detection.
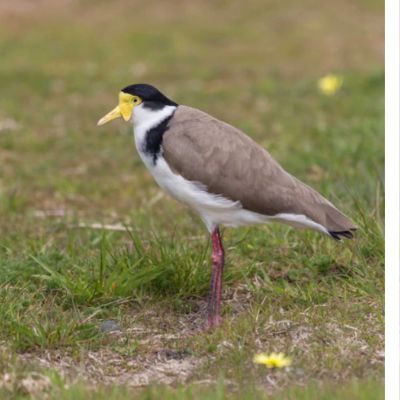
[{"xmin": 97, "ymin": 83, "xmax": 357, "ymax": 329}]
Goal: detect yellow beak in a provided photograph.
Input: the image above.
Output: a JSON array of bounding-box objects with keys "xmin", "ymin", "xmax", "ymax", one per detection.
[
  {"xmin": 97, "ymin": 105, "xmax": 122, "ymax": 126},
  {"xmin": 97, "ymin": 92, "xmax": 134, "ymax": 126}
]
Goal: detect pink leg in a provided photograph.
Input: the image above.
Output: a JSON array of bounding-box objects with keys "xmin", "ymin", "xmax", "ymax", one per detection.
[{"xmin": 207, "ymin": 227, "xmax": 225, "ymax": 328}]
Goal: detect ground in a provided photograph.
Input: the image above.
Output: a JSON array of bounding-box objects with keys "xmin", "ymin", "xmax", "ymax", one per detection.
[{"xmin": 0, "ymin": 0, "xmax": 384, "ymax": 399}]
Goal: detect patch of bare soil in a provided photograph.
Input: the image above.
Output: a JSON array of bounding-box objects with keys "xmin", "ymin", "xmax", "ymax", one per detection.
[
  {"xmin": 21, "ymin": 347, "xmax": 202, "ymax": 388},
  {"xmin": 16, "ymin": 307, "xmax": 208, "ymax": 389},
  {"xmin": 16, "ymin": 316, "xmax": 203, "ymax": 388}
]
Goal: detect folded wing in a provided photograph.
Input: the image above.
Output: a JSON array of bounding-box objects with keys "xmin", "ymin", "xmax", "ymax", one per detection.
[{"xmin": 162, "ymin": 106, "xmax": 356, "ymax": 237}]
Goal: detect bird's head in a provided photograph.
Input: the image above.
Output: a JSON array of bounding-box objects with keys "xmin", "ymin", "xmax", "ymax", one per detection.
[{"xmin": 97, "ymin": 83, "xmax": 177, "ymax": 126}]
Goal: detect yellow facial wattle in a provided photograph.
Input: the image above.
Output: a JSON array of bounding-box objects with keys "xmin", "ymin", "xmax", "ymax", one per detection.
[{"xmin": 97, "ymin": 92, "xmax": 142, "ymax": 126}]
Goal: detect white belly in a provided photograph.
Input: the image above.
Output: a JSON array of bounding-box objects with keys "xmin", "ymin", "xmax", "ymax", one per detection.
[{"xmin": 136, "ymin": 148, "xmax": 328, "ymax": 234}]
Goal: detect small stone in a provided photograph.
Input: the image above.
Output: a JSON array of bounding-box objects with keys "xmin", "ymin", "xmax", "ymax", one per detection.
[{"xmin": 100, "ymin": 320, "xmax": 121, "ymax": 334}]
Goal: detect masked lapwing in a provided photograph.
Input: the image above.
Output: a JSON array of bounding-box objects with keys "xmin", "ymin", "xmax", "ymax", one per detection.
[{"xmin": 98, "ymin": 83, "xmax": 357, "ymax": 328}]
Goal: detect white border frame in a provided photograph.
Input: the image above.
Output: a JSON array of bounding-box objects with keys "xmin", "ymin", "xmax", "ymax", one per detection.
[{"xmin": 385, "ymin": 0, "xmax": 399, "ymax": 398}]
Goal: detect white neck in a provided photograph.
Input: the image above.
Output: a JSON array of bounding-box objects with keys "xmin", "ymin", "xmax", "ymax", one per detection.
[
  {"xmin": 132, "ymin": 103, "xmax": 177, "ymax": 133},
  {"xmin": 131, "ymin": 103, "xmax": 177, "ymax": 160}
]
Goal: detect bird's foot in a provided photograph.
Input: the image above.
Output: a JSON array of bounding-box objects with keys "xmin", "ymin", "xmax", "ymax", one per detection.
[{"xmin": 206, "ymin": 312, "xmax": 221, "ymax": 330}]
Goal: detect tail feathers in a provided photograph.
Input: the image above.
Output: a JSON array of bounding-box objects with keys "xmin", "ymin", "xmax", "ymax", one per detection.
[
  {"xmin": 329, "ymin": 228, "xmax": 357, "ymax": 241},
  {"xmin": 321, "ymin": 203, "xmax": 357, "ymax": 241}
]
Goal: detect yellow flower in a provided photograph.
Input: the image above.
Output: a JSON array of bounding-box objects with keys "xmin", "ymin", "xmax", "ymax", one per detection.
[
  {"xmin": 253, "ymin": 352, "xmax": 292, "ymax": 368},
  {"xmin": 318, "ymin": 74, "xmax": 343, "ymax": 96}
]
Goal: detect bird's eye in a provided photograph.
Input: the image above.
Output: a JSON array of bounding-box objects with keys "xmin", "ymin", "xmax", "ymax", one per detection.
[{"xmin": 133, "ymin": 98, "xmax": 138, "ymax": 103}]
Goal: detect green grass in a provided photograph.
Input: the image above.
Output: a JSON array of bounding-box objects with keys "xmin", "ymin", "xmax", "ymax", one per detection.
[{"xmin": 0, "ymin": 0, "xmax": 383, "ymax": 398}]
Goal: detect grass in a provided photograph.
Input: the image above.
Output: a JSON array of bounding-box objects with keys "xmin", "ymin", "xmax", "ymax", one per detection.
[{"xmin": 0, "ymin": 0, "xmax": 383, "ymax": 398}]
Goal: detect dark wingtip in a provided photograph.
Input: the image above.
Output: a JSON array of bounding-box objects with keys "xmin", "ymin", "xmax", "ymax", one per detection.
[{"xmin": 329, "ymin": 228, "xmax": 357, "ymax": 241}]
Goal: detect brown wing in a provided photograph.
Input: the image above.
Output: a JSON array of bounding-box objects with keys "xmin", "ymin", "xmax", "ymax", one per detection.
[{"xmin": 162, "ymin": 106, "xmax": 356, "ymax": 234}]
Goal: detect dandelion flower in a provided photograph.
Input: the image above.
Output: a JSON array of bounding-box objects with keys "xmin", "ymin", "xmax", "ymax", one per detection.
[
  {"xmin": 318, "ymin": 74, "xmax": 343, "ymax": 96},
  {"xmin": 253, "ymin": 352, "xmax": 292, "ymax": 368}
]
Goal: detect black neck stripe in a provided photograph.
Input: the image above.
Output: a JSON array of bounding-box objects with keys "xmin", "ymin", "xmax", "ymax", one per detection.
[{"xmin": 144, "ymin": 112, "xmax": 176, "ymax": 164}]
